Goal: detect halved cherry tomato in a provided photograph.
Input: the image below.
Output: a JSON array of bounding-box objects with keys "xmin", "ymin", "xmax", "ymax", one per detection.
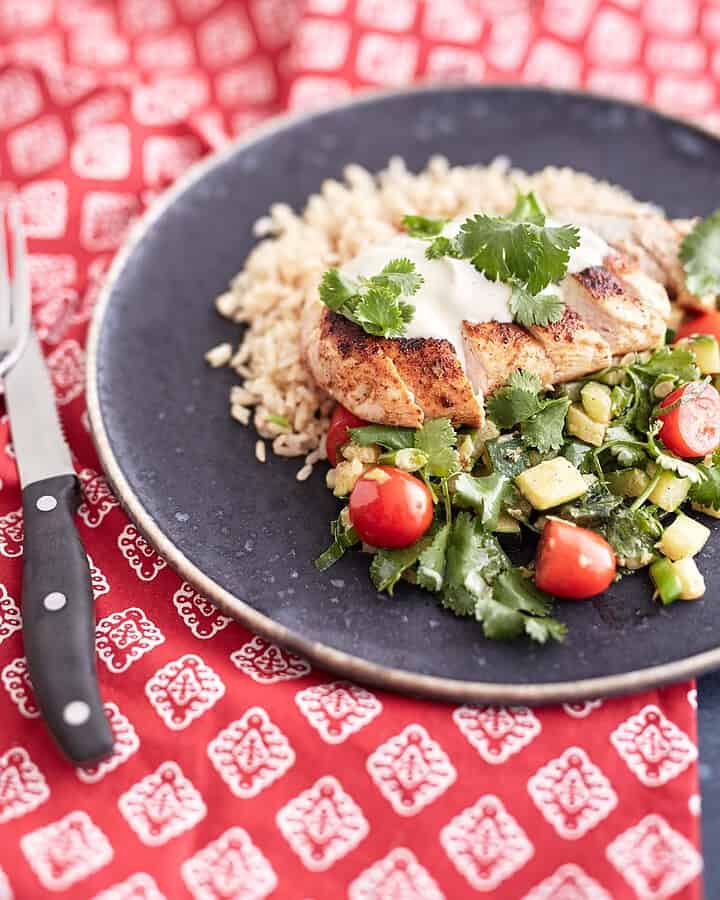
[
  {"xmin": 657, "ymin": 382, "xmax": 720, "ymax": 458},
  {"xmin": 535, "ymin": 519, "xmax": 616, "ymax": 599},
  {"xmin": 675, "ymin": 309, "xmax": 720, "ymax": 344},
  {"xmin": 349, "ymin": 466, "xmax": 433, "ymax": 549},
  {"xmin": 326, "ymin": 404, "xmax": 367, "ymax": 466}
]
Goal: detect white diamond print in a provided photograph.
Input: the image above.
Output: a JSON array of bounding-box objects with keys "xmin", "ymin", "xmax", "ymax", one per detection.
[
  {"xmin": 276, "ymin": 775, "xmax": 368, "ymax": 871},
  {"xmin": 207, "ymin": 706, "xmax": 294, "ymax": 798},
  {"xmin": 528, "ymin": 747, "xmax": 618, "ymax": 840},
  {"xmin": 453, "ymin": 705, "xmax": 541, "ymax": 764},
  {"xmin": 146, "ymin": 654, "xmax": 225, "ymax": 730},
  {"xmin": 118, "ymin": 761, "xmax": 206, "ymax": 846},
  {"xmin": 606, "ymin": 815, "xmax": 702, "ymax": 899},
  {"xmin": 181, "ymin": 827, "xmax": 277, "ymax": 900},
  {"xmin": 521, "ymin": 863, "xmax": 613, "ymax": 900},
  {"xmin": 610, "ymin": 704, "xmax": 697, "ymax": 787},
  {"xmin": 441, "ymin": 795, "xmax": 533, "ymax": 891},
  {"xmin": 21, "ymin": 811, "xmax": 113, "ymax": 891},
  {"xmin": 349, "ymin": 847, "xmax": 445, "ymax": 900},
  {"xmin": 295, "ymin": 681, "xmax": 382, "ymax": 744},
  {"xmin": 367, "ymin": 724, "xmax": 456, "ymax": 816}
]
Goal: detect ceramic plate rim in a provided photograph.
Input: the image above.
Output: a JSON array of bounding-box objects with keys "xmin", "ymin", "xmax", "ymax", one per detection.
[{"xmin": 86, "ymin": 82, "xmax": 720, "ymax": 703}]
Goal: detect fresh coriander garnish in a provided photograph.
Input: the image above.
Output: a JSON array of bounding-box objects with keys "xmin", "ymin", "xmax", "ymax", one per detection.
[
  {"xmin": 318, "ymin": 257, "xmax": 422, "ymax": 338},
  {"xmin": 680, "ymin": 209, "xmax": 720, "ymax": 297},
  {"xmin": 485, "ymin": 369, "xmax": 570, "ymax": 452},
  {"xmin": 402, "ymin": 214, "xmax": 446, "ymax": 238},
  {"xmin": 425, "ymin": 191, "xmax": 580, "ymax": 326}
]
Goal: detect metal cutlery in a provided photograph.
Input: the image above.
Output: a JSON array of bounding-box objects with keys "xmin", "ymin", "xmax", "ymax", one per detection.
[{"xmin": 3, "ymin": 210, "xmax": 113, "ymax": 764}]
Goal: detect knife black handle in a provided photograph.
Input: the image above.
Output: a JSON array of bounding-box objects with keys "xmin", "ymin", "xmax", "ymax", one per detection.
[{"xmin": 21, "ymin": 474, "xmax": 113, "ymax": 764}]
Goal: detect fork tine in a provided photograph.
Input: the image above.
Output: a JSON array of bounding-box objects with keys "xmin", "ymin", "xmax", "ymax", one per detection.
[
  {"xmin": 9, "ymin": 204, "xmax": 31, "ymax": 353},
  {"xmin": 0, "ymin": 209, "xmax": 10, "ymax": 338}
]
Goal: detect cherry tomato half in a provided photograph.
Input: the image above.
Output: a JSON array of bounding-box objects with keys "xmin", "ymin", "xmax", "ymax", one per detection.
[
  {"xmin": 657, "ymin": 382, "xmax": 720, "ymax": 458},
  {"xmin": 326, "ymin": 404, "xmax": 367, "ymax": 466},
  {"xmin": 535, "ymin": 519, "xmax": 616, "ymax": 599},
  {"xmin": 349, "ymin": 466, "xmax": 434, "ymax": 549},
  {"xmin": 675, "ymin": 309, "xmax": 720, "ymax": 344}
]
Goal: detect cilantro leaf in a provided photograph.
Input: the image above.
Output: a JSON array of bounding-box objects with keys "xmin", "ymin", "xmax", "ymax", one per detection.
[
  {"xmin": 349, "ymin": 424, "xmax": 415, "ymax": 450},
  {"xmin": 425, "ymin": 236, "xmax": 454, "ymax": 259},
  {"xmin": 480, "ymin": 569, "xmax": 565, "ymax": 643},
  {"xmin": 486, "ymin": 370, "xmax": 543, "ymax": 429},
  {"xmin": 370, "ymin": 537, "xmax": 431, "ymax": 595},
  {"xmin": 653, "ymin": 451, "xmax": 704, "ymax": 483},
  {"xmin": 508, "ymin": 284, "xmax": 565, "ymax": 328},
  {"xmin": 633, "ymin": 346, "xmax": 699, "ymax": 383},
  {"xmin": 600, "ymin": 505, "xmax": 661, "ymax": 570},
  {"xmin": 415, "ymin": 418, "xmax": 460, "ymax": 477},
  {"xmin": 690, "ymin": 464, "xmax": 720, "ymax": 509},
  {"xmin": 508, "ymin": 191, "xmax": 546, "ymax": 225},
  {"xmin": 369, "ymin": 257, "xmax": 424, "ymax": 296},
  {"xmin": 318, "ymin": 257, "xmax": 421, "ymax": 338},
  {"xmin": 521, "ymin": 396, "xmax": 570, "ymax": 452},
  {"xmin": 452, "ymin": 472, "xmax": 511, "ymax": 530},
  {"xmin": 354, "ymin": 286, "xmax": 413, "ymax": 337},
  {"xmin": 680, "ymin": 210, "xmax": 720, "ymax": 297},
  {"xmin": 558, "ymin": 482, "xmax": 623, "ymax": 527},
  {"xmin": 318, "ymin": 268, "xmax": 358, "ymax": 311},
  {"xmin": 416, "ymin": 524, "xmax": 450, "ymax": 592},
  {"xmin": 403, "ymin": 215, "xmax": 446, "ymax": 238},
  {"xmin": 441, "ymin": 513, "xmax": 508, "ymax": 616},
  {"xmin": 485, "ymin": 434, "xmax": 533, "ymax": 477},
  {"xmin": 527, "ymin": 225, "xmax": 579, "ymax": 294},
  {"xmin": 314, "ymin": 515, "xmax": 359, "ymax": 571}
]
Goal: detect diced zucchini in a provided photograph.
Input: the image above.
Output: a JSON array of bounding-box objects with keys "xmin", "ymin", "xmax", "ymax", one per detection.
[
  {"xmin": 515, "ymin": 457, "xmax": 588, "ymax": 510},
  {"xmin": 692, "ymin": 501, "xmax": 720, "ymax": 519},
  {"xmin": 495, "ymin": 512, "xmax": 521, "ymax": 534},
  {"xmin": 648, "ymin": 470, "xmax": 691, "ymax": 512},
  {"xmin": 606, "ymin": 468, "xmax": 651, "ymax": 499},
  {"xmin": 580, "ymin": 382, "xmax": 612, "ymax": 424},
  {"xmin": 566, "ymin": 404, "xmax": 606, "ymax": 447},
  {"xmin": 658, "ymin": 513, "xmax": 710, "ymax": 560},
  {"xmin": 672, "ymin": 557, "xmax": 706, "ymax": 600},
  {"xmin": 688, "ymin": 335, "xmax": 720, "ymax": 374}
]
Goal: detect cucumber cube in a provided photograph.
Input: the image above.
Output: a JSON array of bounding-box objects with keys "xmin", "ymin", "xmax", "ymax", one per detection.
[
  {"xmin": 648, "ymin": 470, "xmax": 691, "ymax": 512},
  {"xmin": 580, "ymin": 382, "xmax": 612, "ymax": 424},
  {"xmin": 515, "ymin": 457, "xmax": 588, "ymax": 510},
  {"xmin": 659, "ymin": 513, "xmax": 710, "ymax": 560},
  {"xmin": 672, "ymin": 557, "xmax": 706, "ymax": 600}
]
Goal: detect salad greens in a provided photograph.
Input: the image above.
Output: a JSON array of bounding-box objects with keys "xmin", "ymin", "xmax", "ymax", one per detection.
[{"xmin": 316, "ymin": 338, "xmax": 720, "ymax": 645}]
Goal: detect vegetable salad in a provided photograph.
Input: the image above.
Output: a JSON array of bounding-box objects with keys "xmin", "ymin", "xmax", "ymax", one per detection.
[{"xmin": 317, "ymin": 335, "xmax": 720, "ymax": 644}]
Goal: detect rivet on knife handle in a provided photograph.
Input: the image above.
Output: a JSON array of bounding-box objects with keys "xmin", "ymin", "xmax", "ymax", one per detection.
[{"xmin": 21, "ymin": 474, "xmax": 113, "ymax": 764}]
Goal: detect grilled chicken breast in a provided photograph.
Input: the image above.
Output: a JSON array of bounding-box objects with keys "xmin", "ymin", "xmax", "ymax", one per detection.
[
  {"xmin": 562, "ymin": 210, "xmax": 711, "ymax": 311},
  {"xmin": 462, "ymin": 321, "xmax": 554, "ymax": 394},
  {"xmin": 529, "ymin": 308, "xmax": 612, "ymax": 383},
  {"xmin": 302, "ymin": 242, "xmax": 672, "ymax": 428}
]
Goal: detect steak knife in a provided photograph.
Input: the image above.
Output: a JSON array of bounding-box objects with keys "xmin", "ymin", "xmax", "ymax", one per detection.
[{"xmin": 5, "ymin": 335, "xmax": 113, "ymax": 763}]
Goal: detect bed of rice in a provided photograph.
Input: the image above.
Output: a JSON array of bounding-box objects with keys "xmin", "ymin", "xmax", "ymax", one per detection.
[{"xmin": 208, "ymin": 155, "xmax": 658, "ymax": 479}]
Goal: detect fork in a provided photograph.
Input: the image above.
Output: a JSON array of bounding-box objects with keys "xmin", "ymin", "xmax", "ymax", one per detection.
[{"xmin": 0, "ymin": 207, "xmax": 31, "ymax": 379}]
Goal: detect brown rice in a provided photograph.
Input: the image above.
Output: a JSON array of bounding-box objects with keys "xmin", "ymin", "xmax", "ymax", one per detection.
[{"xmin": 212, "ymin": 155, "xmax": 659, "ymax": 476}]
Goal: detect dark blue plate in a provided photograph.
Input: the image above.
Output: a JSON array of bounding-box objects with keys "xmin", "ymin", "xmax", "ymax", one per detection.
[{"xmin": 87, "ymin": 85, "xmax": 720, "ymax": 703}]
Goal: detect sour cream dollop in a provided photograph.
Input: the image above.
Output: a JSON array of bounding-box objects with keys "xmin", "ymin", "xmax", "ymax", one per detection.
[{"xmin": 340, "ymin": 216, "xmax": 611, "ymax": 370}]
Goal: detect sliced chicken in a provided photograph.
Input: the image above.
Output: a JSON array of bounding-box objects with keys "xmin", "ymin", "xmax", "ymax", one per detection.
[
  {"xmin": 561, "ymin": 209, "xmax": 712, "ymax": 311},
  {"xmin": 529, "ymin": 307, "xmax": 612, "ymax": 382},
  {"xmin": 461, "ymin": 321, "xmax": 554, "ymax": 394},
  {"xmin": 301, "ymin": 301, "xmax": 483, "ymax": 428},
  {"xmin": 383, "ymin": 337, "xmax": 483, "ymax": 427},
  {"xmin": 302, "ymin": 300, "xmax": 424, "ymax": 428},
  {"xmin": 561, "ymin": 255, "xmax": 667, "ymax": 356}
]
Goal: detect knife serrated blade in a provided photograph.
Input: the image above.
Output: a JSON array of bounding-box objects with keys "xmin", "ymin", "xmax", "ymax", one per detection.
[{"xmin": 4, "ymin": 334, "xmax": 74, "ymax": 488}]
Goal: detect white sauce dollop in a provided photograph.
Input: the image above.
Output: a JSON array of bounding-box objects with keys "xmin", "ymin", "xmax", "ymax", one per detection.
[{"xmin": 340, "ymin": 216, "xmax": 611, "ymax": 370}]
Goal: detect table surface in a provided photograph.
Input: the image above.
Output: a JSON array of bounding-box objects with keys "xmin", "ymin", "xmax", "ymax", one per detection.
[{"xmin": 698, "ymin": 674, "xmax": 719, "ymax": 884}]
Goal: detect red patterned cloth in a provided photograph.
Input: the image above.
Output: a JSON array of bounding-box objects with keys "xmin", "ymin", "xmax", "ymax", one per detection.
[{"xmin": 0, "ymin": 1, "xmax": 711, "ymax": 897}]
